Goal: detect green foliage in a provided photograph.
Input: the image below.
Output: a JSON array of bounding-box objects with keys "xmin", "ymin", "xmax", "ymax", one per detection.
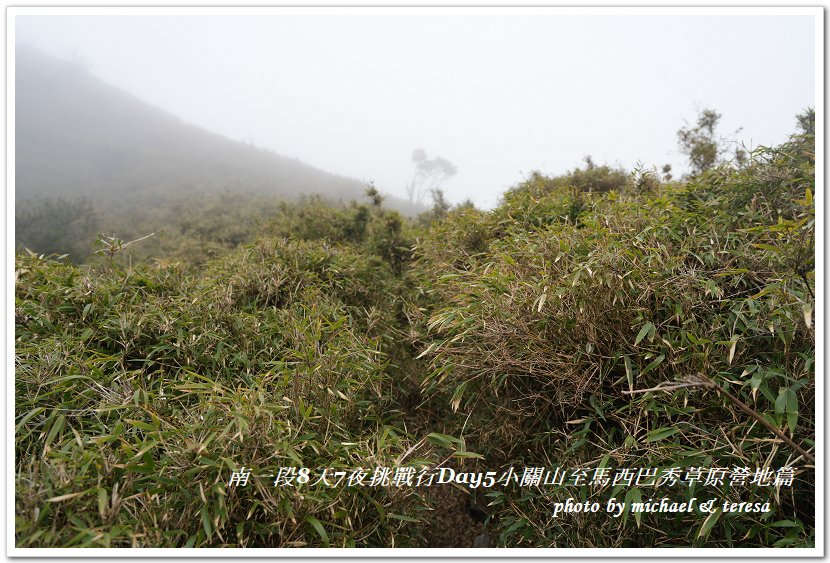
[
  {"xmin": 795, "ymin": 107, "xmax": 815, "ymax": 136},
  {"xmin": 677, "ymin": 108, "xmax": 746, "ymax": 177},
  {"xmin": 510, "ymin": 157, "xmax": 632, "ymax": 198},
  {"xmin": 263, "ymin": 193, "xmax": 418, "ymax": 276},
  {"xmin": 414, "ymin": 123, "xmax": 815, "ymax": 547},
  {"xmin": 16, "ymin": 196, "xmax": 98, "ymax": 262},
  {"xmin": 15, "ymin": 109, "xmax": 815, "ymax": 549},
  {"xmin": 415, "ymin": 188, "xmax": 452, "ymax": 226},
  {"xmin": 678, "ymin": 108, "xmax": 722, "ymax": 175},
  {"xmin": 15, "ymin": 238, "xmax": 441, "ymax": 547},
  {"xmin": 569, "ymin": 156, "xmax": 632, "ymax": 193}
]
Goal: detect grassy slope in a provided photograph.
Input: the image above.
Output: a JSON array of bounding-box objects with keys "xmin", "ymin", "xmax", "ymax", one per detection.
[{"xmin": 15, "ymin": 131, "xmax": 815, "ymax": 548}]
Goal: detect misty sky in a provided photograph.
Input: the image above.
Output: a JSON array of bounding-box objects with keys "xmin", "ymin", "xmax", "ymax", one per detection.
[{"xmin": 14, "ymin": 11, "xmax": 817, "ymax": 209}]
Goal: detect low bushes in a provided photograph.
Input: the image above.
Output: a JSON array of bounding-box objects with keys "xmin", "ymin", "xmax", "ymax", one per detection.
[
  {"xmin": 414, "ymin": 131, "xmax": 815, "ymax": 547},
  {"xmin": 15, "ymin": 127, "xmax": 815, "ymax": 549},
  {"xmin": 15, "ymin": 239, "xmax": 432, "ymax": 547}
]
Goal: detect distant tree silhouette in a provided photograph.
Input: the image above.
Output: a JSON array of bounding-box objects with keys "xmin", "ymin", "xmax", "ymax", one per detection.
[
  {"xmin": 406, "ymin": 149, "xmax": 457, "ymax": 205},
  {"xmin": 796, "ymin": 107, "xmax": 815, "ymax": 136},
  {"xmin": 677, "ymin": 108, "xmax": 744, "ymax": 177}
]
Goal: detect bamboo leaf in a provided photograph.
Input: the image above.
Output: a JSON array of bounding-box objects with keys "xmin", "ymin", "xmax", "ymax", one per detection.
[
  {"xmin": 387, "ymin": 513, "xmax": 422, "ymax": 523},
  {"xmin": 304, "ymin": 515, "xmax": 330, "ymax": 547},
  {"xmin": 775, "ymin": 389, "xmax": 788, "ymax": 415},
  {"xmin": 644, "ymin": 426, "xmax": 680, "ymax": 442},
  {"xmin": 634, "ymin": 322, "xmax": 654, "ymax": 346},
  {"xmin": 624, "ymin": 356, "xmax": 634, "ymax": 391},
  {"xmin": 640, "ymin": 354, "xmax": 665, "ymax": 376},
  {"xmin": 450, "ymin": 381, "xmax": 467, "ymax": 412},
  {"xmin": 698, "ymin": 507, "xmax": 722, "ymax": 540},
  {"xmin": 786, "ymin": 388, "xmax": 799, "ymax": 432},
  {"xmin": 47, "ymin": 489, "xmax": 92, "ymax": 503}
]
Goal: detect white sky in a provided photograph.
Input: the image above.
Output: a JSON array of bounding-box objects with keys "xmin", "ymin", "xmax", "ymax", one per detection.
[{"xmin": 14, "ymin": 10, "xmax": 817, "ymax": 209}]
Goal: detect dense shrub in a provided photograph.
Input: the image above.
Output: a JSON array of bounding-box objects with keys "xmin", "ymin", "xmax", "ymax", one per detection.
[
  {"xmin": 15, "ymin": 241, "xmax": 437, "ymax": 547},
  {"xmin": 263, "ymin": 194, "xmax": 417, "ymax": 276},
  {"xmin": 16, "ymin": 196, "xmax": 98, "ymax": 262},
  {"xmin": 414, "ymin": 130, "xmax": 815, "ymax": 547},
  {"xmin": 15, "ymin": 120, "xmax": 815, "ymax": 550}
]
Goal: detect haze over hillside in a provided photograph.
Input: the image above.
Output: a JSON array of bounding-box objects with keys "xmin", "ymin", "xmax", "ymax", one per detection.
[{"xmin": 15, "ymin": 44, "xmax": 417, "ymax": 212}]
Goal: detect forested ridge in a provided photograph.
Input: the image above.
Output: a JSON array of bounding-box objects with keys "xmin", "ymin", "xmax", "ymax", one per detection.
[{"xmin": 15, "ymin": 109, "xmax": 815, "ymax": 548}]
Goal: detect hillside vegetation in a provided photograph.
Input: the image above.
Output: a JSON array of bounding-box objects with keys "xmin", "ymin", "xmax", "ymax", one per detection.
[
  {"xmin": 15, "ymin": 45, "xmax": 422, "ymax": 264},
  {"xmin": 15, "ymin": 114, "xmax": 815, "ymax": 548}
]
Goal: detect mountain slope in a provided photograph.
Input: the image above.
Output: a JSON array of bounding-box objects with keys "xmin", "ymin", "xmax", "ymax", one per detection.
[{"xmin": 15, "ymin": 44, "xmax": 407, "ymax": 208}]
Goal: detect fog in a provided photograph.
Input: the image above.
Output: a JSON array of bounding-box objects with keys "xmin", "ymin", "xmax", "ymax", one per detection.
[{"xmin": 14, "ymin": 10, "xmax": 817, "ymax": 209}]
